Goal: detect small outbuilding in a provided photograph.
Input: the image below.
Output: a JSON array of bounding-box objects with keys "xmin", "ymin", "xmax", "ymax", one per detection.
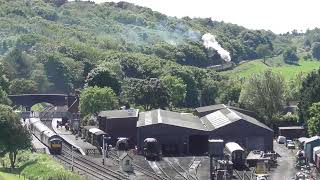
[
  {"xmin": 98, "ymin": 109, "xmax": 139, "ymax": 147},
  {"xmin": 304, "ymin": 136, "xmax": 320, "ymax": 162},
  {"xmin": 119, "ymin": 152, "xmax": 133, "ymax": 172},
  {"xmin": 278, "ymin": 126, "xmax": 305, "ymax": 139}
]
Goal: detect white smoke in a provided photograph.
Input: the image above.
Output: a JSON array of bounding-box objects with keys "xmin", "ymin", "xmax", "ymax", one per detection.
[{"xmin": 201, "ymin": 33, "xmax": 231, "ymax": 62}]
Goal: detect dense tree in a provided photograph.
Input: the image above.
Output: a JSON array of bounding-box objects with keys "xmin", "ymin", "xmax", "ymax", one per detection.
[
  {"xmin": 219, "ymin": 79, "xmax": 242, "ymax": 104},
  {"xmin": 121, "ymin": 78, "xmax": 169, "ymax": 110},
  {"xmin": 3, "ymin": 48, "xmax": 33, "ymax": 80},
  {"xmin": 298, "ymin": 69, "xmax": 320, "ymax": 122},
  {"xmin": 200, "ymin": 78, "xmax": 219, "ymax": 106},
  {"xmin": 0, "ymin": 105, "xmax": 32, "ymax": 169},
  {"xmin": 283, "ymin": 47, "xmax": 299, "ymax": 63},
  {"xmin": 161, "ymin": 75, "xmax": 186, "ymax": 109},
  {"xmin": 239, "ymin": 70, "xmax": 286, "ymax": 126},
  {"xmin": 312, "ymin": 42, "xmax": 320, "ymax": 60},
  {"xmin": 9, "ymin": 79, "xmax": 38, "ymax": 94},
  {"xmin": 307, "ymin": 102, "xmax": 320, "ymax": 136},
  {"xmin": 0, "ymin": 62, "xmax": 9, "ymax": 93},
  {"xmin": 85, "ymin": 62, "xmax": 123, "ymax": 94},
  {"xmin": 80, "ymin": 86, "xmax": 118, "ymax": 116},
  {"xmin": 286, "ymin": 72, "xmax": 305, "ymax": 101},
  {"xmin": 0, "ymin": 89, "xmax": 11, "ymax": 105},
  {"xmin": 256, "ymin": 44, "xmax": 272, "ymax": 63}
]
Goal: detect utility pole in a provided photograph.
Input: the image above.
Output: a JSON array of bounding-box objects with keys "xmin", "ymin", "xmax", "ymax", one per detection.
[
  {"xmin": 102, "ymin": 135, "xmax": 105, "ymax": 165},
  {"xmin": 71, "ymin": 145, "xmax": 74, "ymax": 171}
]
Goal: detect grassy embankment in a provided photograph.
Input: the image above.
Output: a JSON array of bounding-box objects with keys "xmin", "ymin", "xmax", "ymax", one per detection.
[
  {"xmin": 222, "ymin": 56, "xmax": 320, "ymax": 80},
  {"xmin": 0, "ymin": 151, "xmax": 83, "ymax": 180}
]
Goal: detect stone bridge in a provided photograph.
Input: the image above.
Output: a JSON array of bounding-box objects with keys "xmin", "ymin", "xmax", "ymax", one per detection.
[{"xmin": 8, "ymin": 94, "xmax": 79, "ymax": 112}]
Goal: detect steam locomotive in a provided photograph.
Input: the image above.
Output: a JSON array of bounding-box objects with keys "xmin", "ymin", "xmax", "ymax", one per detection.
[{"xmin": 143, "ymin": 138, "xmax": 161, "ymax": 161}]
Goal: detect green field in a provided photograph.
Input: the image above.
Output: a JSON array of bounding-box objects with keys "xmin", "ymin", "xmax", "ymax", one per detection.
[
  {"xmin": 0, "ymin": 152, "xmax": 82, "ymax": 180},
  {"xmin": 0, "ymin": 172, "xmax": 24, "ymax": 180},
  {"xmin": 222, "ymin": 58, "xmax": 320, "ymax": 80}
]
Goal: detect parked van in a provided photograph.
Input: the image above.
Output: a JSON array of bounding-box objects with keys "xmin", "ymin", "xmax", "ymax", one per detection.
[{"xmin": 277, "ymin": 136, "xmax": 286, "ymax": 144}]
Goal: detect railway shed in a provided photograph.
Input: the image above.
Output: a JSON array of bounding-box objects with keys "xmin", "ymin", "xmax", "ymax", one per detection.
[
  {"xmin": 278, "ymin": 126, "xmax": 305, "ymax": 139},
  {"xmin": 98, "ymin": 109, "xmax": 139, "ymax": 147},
  {"xmin": 195, "ymin": 104, "xmax": 258, "ymax": 118},
  {"xmin": 137, "ymin": 109, "xmax": 208, "ymax": 156},
  {"xmin": 304, "ymin": 136, "xmax": 320, "ymax": 162},
  {"xmin": 201, "ymin": 108, "xmax": 273, "ymax": 151}
]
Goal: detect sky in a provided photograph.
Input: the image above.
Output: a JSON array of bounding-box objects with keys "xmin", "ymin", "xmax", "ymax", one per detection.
[{"xmin": 90, "ymin": 0, "xmax": 320, "ymax": 34}]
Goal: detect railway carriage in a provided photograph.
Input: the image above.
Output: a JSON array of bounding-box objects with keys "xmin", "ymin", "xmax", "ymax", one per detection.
[
  {"xmin": 225, "ymin": 142, "xmax": 246, "ymax": 168},
  {"xmin": 28, "ymin": 118, "xmax": 62, "ymax": 154}
]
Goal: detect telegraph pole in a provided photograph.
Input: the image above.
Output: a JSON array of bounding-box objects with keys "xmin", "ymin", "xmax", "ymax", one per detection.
[{"xmin": 71, "ymin": 145, "xmax": 74, "ymax": 171}]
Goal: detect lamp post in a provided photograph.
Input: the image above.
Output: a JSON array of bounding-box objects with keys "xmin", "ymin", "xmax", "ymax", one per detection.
[
  {"xmin": 71, "ymin": 145, "xmax": 74, "ymax": 171},
  {"xmin": 102, "ymin": 135, "xmax": 105, "ymax": 165}
]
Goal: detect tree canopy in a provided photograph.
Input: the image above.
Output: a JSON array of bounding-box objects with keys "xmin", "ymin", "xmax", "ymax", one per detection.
[
  {"xmin": 0, "ymin": 104, "xmax": 32, "ymax": 169},
  {"xmin": 239, "ymin": 70, "xmax": 286, "ymax": 125},
  {"xmin": 80, "ymin": 86, "xmax": 118, "ymax": 116}
]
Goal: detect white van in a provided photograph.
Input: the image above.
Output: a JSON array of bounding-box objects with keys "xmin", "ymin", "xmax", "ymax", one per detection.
[{"xmin": 277, "ymin": 136, "xmax": 286, "ymax": 144}]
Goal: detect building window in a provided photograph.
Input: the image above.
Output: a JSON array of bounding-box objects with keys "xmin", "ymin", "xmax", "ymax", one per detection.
[{"xmin": 125, "ymin": 160, "xmax": 130, "ymax": 165}]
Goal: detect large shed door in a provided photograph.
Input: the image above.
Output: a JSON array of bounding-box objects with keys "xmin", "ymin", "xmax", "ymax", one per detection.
[{"xmin": 247, "ymin": 137, "xmax": 264, "ymax": 151}]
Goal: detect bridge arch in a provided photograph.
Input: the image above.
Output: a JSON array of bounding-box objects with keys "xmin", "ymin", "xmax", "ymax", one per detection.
[{"xmin": 8, "ymin": 94, "xmax": 79, "ymax": 112}]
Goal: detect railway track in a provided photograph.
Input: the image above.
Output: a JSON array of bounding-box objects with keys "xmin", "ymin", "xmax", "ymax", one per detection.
[
  {"xmin": 188, "ymin": 157, "xmax": 201, "ymax": 180},
  {"xmin": 164, "ymin": 157, "xmax": 189, "ymax": 180},
  {"xmin": 109, "ymin": 150, "xmax": 170, "ymax": 180},
  {"xmin": 234, "ymin": 169, "xmax": 253, "ymax": 180},
  {"xmin": 54, "ymin": 155, "xmax": 114, "ymax": 180},
  {"xmin": 60, "ymin": 143, "xmax": 129, "ymax": 180}
]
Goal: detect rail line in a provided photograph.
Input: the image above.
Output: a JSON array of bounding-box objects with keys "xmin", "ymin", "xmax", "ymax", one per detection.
[
  {"xmin": 164, "ymin": 157, "xmax": 189, "ymax": 180},
  {"xmin": 54, "ymin": 155, "xmax": 112, "ymax": 180},
  {"xmin": 234, "ymin": 169, "xmax": 253, "ymax": 180},
  {"xmin": 109, "ymin": 150, "xmax": 170, "ymax": 180},
  {"xmin": 188, "ymin": 157, "xmax": 201, "ymax": 180},
  {"xmin": 61, "ymin": 143, "xmax": 129, "ymax": 180}
]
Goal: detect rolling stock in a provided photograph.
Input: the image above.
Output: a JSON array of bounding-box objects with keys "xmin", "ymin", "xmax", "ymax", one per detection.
[
  {"xmin": 143, "ymin": 138, "xmax": 161, "ymax": 161},
  {"xmin": 225, "ymin": 142, "xmax": 245, "ymax": 169},
  {"xmin": 28, "ymin": 118, "xmax": 62, "ymax": 154}
]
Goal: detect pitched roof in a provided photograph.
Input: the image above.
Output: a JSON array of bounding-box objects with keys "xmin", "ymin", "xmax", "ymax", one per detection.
[
  {"xmin": 195, "ymin": 104, "xmax": 227, "ymax": 113},
  {"xmin": 305, "ymin": 136, "xmax": 320, "ymax": 144},
  {"xmin": 98, "ymin": 109, "xmax": 139, "ymax": 119},
  {"xmin": 137, "ymin": 109, "xmax": 207, "ymax": 131},
  {"xmin": 200, "ymin": 108, "xmax": 273, "ymax": 132}
]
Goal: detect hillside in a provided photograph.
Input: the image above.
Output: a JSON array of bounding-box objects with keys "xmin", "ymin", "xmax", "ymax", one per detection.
[{"xmin": 0, "ymin": 0, "xmax": 314, "ymax": 109}]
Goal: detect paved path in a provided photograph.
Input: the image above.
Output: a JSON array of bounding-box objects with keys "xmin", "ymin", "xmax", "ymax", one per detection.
[{"xmin": 269, "ymin": 140, "xmax": 297, "ymax": 180}]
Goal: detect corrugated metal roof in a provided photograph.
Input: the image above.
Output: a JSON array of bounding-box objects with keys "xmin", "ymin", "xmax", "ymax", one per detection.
[
  {"xmin": 137, "ymin": 109, "xmax": 207, "ymax": 131},
  {"xmin": 89, "ymin": 128, "xmax": 101, "ymax": 134},
  {"xmin": 200, "ymin": 108, "xmax": 273, "ymax": 132},
  {"xmin": 98, "ymin": 109, "xmax": 139, "ymax": 119},
  {"xmin": 195, "ymin": 104, "xmax": 227, "ymax": 113},
  {"xmin": 225, "ymin": 142, "xmax": 244, "ymax": 152},
  {"xmin": 305, "ymin": 136, "xmax": 320, "ymax": 144},
  {"xmin": 278, "ymin": 126, "xmax": 304, "ymax": 130}
]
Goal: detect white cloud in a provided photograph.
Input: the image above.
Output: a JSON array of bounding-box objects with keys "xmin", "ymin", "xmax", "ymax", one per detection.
[{"xmin": 90, "ymin": 0, "xmax": 320, "ymax": 34}]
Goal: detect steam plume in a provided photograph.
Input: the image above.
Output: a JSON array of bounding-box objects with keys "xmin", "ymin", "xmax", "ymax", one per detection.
[{"xmin": 202, "ymin": 33, "xmax": 231, "ymax": 62}]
